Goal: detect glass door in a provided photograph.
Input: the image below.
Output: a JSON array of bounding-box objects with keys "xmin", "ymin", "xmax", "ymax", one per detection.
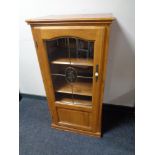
[{"xmin": 45, "ymin": 37, "xmax": 94, "ymax": 107}]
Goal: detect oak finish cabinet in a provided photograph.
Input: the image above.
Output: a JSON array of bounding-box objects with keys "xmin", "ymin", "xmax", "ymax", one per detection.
[{"xmin": 26, "ymin": 14, "xmax": 114, "ymax": 137}]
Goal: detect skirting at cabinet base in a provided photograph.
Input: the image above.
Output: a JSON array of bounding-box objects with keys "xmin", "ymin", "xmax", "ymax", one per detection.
[{"xmin": 51, "ymin": 123, "xmax": 101, "ymax": 137}]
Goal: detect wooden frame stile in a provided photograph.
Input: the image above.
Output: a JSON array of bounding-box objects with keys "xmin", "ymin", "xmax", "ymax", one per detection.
[
  {"xmin": 31, "ymin": 27, "xmax": 59, "ymax": 124},
  {"xmin": 91, "ymin": 26, "xmax": 105, "ymax": 135}
]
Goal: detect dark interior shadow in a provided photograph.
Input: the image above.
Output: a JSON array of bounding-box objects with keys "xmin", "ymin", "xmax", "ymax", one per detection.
[{"xmin": 101, "ymin": 104, "xmax": 135, "ymax": 134}]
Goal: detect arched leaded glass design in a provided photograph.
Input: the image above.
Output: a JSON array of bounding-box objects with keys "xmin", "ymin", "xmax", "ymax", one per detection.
[{"xmin": 45, "ymin": 37, "xmax": 94, "ymax": 106}]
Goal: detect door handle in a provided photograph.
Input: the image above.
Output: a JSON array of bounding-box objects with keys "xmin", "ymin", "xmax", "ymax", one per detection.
[{"xmin": 95, "ymin": 64, "xmax": 99, "ymax": 82}]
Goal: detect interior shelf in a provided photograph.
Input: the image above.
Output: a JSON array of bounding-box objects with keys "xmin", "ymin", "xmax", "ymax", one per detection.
[
  {"xmin": 55, "ymin": 94, "xmax": 92, "ymax": 107},
  {"xmin": 52, "ymin": 73, "xmax": 93, "ymax": 79},
  {"xmin": 51, "ymin": 58, "xmax": 93, "ymax": 66},
  {"xmin": 51, "ymin": 64, "xmax": 93, "ymax": 79},
  {"xmin": 54, "ymin": 80, "xmax": 92, "ymax": 96},
  {"xmin": 55, "ymin": 97, "xmax": 92, "ymax": 106}
]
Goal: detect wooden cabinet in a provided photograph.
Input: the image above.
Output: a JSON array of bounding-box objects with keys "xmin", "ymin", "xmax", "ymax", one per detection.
[{"xmin": 26, "ymin": 14, "xmax": 114, "ymax": 137}]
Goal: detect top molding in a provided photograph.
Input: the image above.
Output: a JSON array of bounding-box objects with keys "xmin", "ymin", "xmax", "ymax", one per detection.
[{"xmin": 26, "ymin": 14, "xmax": 115, "ymax": 26}]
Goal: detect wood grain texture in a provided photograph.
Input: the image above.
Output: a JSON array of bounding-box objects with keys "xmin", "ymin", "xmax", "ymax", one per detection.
[
  {"xmin": 26, "ymin": 13, "xmax": 115, "ymax": 25},
  {"xmin": 55, "ymin": 80, "xmax": 92, "ymax": 96},
  {"xmin": 57, "ymin": 108, "xmax": 91, "ymax": 127},
  {"xmin": 27, "ymin": 14, "xmax": 114, "ymax": 137},
  {"xmin": 51, "ymin": 58, "xmax": 93, "ymax": 66},
  {"xmin": 55, "ymin": 103, "xmax": 92, "ymax": 112},
  {"xmin": 52, "ymin": 123, "xmax": 100, "ymax": 137},
  {"xmin": 55, "ymin": 97, "xmax": 92, "ymax": 106}
]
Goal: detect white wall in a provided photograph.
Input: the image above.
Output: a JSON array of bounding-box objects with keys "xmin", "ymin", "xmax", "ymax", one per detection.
[{"xmin": 19, "ymin": 0, "xmax": 135, "ymax": 107}]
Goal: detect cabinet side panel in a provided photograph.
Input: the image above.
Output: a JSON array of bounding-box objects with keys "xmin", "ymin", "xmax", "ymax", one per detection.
[{"xmin": 97, "ymin": 25, "xmax": 111, "ymax": 133}]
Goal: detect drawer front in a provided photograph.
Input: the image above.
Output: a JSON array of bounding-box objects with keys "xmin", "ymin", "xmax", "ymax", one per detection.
[{"xmin": 57, "ymin": 108, "xmax": 92, "ymax": 131}]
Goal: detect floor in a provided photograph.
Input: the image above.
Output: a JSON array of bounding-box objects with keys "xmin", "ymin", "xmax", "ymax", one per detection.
[{"xmin": 19, "ymin": 97, "xmax": 135, "ymax": 155}]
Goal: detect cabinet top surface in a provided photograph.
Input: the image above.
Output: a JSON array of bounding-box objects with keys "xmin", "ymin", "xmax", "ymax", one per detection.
[{"xmin": 26, "ymin": 13, "xmax": 115, "ymax": 25}]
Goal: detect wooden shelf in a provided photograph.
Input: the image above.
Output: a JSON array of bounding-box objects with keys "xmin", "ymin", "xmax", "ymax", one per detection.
[
  {"xmin": 51, "ymin": 58, "xmax": 93, "ymax": 66},
  {"xmin": 52, "ymin": 73, "xmax": 93, "ymax": 79},
  {"xmin": 55, "ymin": 97, "xmax": 92, "ymax": 107},
  {"xmin": 54, "ymin": 81, "xmax": 92, "ymax": 96}
]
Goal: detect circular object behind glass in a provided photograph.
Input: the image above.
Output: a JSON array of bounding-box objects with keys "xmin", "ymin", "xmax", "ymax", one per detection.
[{"xmin": 65, "ymin": 67, "xmax": 77, "ymax": 83}]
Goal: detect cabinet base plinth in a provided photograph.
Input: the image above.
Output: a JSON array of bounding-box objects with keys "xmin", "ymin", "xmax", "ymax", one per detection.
[{"xmin": 51, "ymin": 123, "xmax": 101, "ymax": 138}]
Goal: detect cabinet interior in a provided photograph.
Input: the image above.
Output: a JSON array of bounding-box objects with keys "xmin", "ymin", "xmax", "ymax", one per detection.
[{"xmin": 45, "ymin": 37, "xmax": 94, "ymax": 107}]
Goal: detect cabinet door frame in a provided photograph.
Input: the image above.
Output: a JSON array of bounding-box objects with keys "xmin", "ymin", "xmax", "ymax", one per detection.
[{"xmin": 31, "ymin": 26, "xmax": 106, "ymax": 132}]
